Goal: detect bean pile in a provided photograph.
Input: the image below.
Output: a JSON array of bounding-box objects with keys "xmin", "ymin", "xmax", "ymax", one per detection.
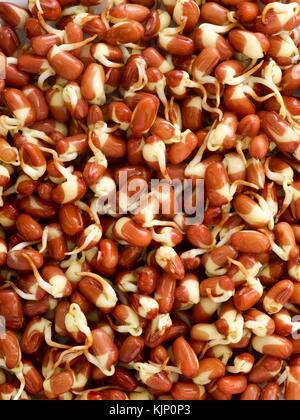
[{"xmin": 0, "ymin": 0, "xmax": 299, "ymax": 401}]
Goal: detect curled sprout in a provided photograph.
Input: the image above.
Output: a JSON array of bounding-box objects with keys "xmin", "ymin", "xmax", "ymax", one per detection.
[
  {"xmin": 37, "ymin": 61, "xmax": 56, "ymax": 92},
  {"xmin": 5, "ymin": 280, "xmax": 37, "ymax": 301},
  {"xmin": 247, "ymin": 60, "xmax": 287, "ymax": 118},
  {"xmin": 261, "ymin": 2, "xmax": 300, "ymax": 25},
  {"xmin": 226, "ymin": 357, "xmax": 253, "ymax": 374},
  {"xmin": 221, "ymin": 309, "xmax": 244, "ymax": 344},
  {"xmin": 76, "ymin": 199, "xmax": 101, "ymax": 225},
  {"xmin": 125, "ymin": 57, "xmax": 148, "ymax": 94},
  {"xmin": 93, "ymin": 43, "xmax": 124, "ymax": 68},
  {"xmin": 108, "ymin": 306, "xmax": 143, "ymax": 336},
  {"xmin": 47, "ymin": 304, "xmax": 93, "ymax": 378},
  {"xmin": 22, "ymin": 253, "xmax": 68, "ymax": 299},
  {"xmin": 206, "ymin": 286, "xmax": 234, "ymax": 303},
  {"xmin": 128, "ymin": 360, "xmax": 181, "ymax": 386},
  {"xmin": 28, "ymin": 0, "xmax": 43, "ymax": 13},
  {"xmin": 228, "ymin": 257, "xmax": 263, "ymax": 298},
  {"xmin": 219, "ymin": 60, "xmax": 264, "ymax": 86},
  {"xmin": 65, "ymin": 224, "xmax": 102, "ymax": 256},
  {"xmin": 0, "ymin": 359, "xmax": 26, "ymax": 401},
  {"xmin": 77, "ymin": 272, "xmax": 118, "ymax": 310},
  {"xmin": 0, "ymin": 116, "xmax": 22, "ymax": 137},
  {"xmin": 142, "ymin": 139, "xmax": 171, "ymax": 181}
]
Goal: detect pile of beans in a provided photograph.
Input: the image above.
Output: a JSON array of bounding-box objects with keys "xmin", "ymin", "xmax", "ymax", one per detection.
[{"xmin": 0, "ymin": 0, "xmax": 299, "ymax": 401}]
